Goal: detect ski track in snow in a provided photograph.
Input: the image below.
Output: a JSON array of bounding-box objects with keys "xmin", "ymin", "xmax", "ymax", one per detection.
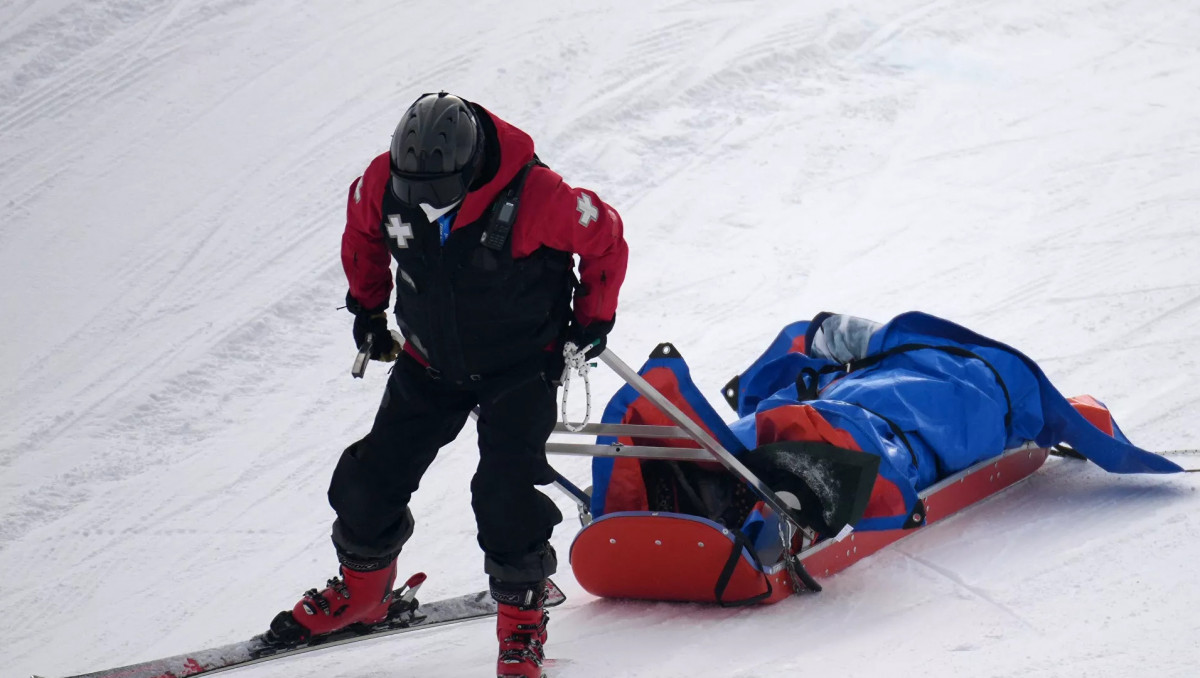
[{"xmin": 3, "ymin": 0, "xmax": 1200, "ymax": 676}]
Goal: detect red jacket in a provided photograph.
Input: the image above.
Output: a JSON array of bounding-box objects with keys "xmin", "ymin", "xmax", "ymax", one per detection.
[{"xmin": 341, "ymin": 105, "xmax": 628, "ymax": 372}]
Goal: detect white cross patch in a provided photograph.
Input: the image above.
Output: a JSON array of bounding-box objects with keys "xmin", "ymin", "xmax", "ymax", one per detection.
[
  {"xmin": 576, "ymin": 193, "xmax": 599, "ymax": 228},
  {"xmin": 387, "ymin": 214, "xmax": 414, "ymax": 248}
]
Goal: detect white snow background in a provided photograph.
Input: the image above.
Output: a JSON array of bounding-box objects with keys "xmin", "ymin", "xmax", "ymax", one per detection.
[{"xmin": 3, "ymin": 0, "xmax": 1200, "ymax": 676}]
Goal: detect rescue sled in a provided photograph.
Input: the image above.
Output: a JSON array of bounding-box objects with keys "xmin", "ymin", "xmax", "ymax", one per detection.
[
  {"xmin": 549, "ymin": 312, "xmax": 1180, "ymax": 606},
  {"xmin": 546, "ymin": 345, "xmax": 1046, "ymax": 605}
]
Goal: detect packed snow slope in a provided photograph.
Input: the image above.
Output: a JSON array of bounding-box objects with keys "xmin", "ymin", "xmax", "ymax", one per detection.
[{"xmin": 4, "ymin": 0, "xmax": 1200, "ymax": 676}]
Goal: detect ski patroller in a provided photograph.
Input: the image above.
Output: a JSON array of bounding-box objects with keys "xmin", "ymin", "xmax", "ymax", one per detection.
[{"xmin": 36, "ymin": 576, "xmax": 565, "ymax": 678}]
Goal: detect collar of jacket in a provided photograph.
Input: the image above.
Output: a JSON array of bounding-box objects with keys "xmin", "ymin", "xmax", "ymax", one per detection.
[{"xmin": 454, "ymin": 104, "xmax": 536, "ymax": 229}]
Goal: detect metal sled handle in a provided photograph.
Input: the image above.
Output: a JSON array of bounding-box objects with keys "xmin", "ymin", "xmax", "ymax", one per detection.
[{"xmin": 594, "ymin": 349, "xmax": 815, "ymax": 540}]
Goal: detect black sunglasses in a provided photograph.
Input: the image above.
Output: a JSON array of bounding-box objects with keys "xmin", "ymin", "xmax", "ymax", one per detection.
[{"xmin": 389, "ymin": 164, "xmax": 471, "ymax": 209}]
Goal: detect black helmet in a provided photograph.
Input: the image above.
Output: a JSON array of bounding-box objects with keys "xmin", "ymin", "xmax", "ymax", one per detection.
[{"xmin": 389, "ymin": 92, "xmax": 483, "ymax": 208}]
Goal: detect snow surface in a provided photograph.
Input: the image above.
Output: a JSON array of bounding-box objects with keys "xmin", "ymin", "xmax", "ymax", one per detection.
[{"xmin": 4, "ymin": 0, "xmax": 1200, "ymax": 676}]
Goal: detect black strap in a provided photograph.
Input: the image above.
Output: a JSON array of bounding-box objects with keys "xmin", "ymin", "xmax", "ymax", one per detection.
[
  {"xmin": 850, "ymin": 401, "xmax": 921, "ymax": 469},
  {"xmin": 785, "ymin": 553, "xmax": 823, "ymax": 592},
  {"xmin": 480, "ymin": 156, "xmax": 544, "ymax": 251},
  {"xmin": 714, "ymin": 530, "xmax": 773, "ymax": 607},
  {"xmin": 796, "ymin": 366, "xmax": 824, "ymax": 400},
  {"xmin": 1050, "ymin": 443, "xmax": 1088, "ymax": 460},
  {"xmin": 666, "ymin": 462, "xmax": 719, "ymax": 522}
]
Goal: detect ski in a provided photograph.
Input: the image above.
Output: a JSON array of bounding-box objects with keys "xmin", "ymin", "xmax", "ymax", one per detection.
[{"xmin": 35, "ymin": 574, "xmax": 565, "ymax": 678}]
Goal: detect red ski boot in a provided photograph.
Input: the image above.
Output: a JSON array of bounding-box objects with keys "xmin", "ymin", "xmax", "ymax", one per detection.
[
  {"xmin": 493, "ymin": 580, "xmax": 549, "ymax": 678},
  {"xmin": 267, "ymin": 559, "xmax": 397, "ymax": 646}
]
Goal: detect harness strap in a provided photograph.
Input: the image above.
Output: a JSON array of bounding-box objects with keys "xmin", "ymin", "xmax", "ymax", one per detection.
[
  {"xmin": 480, "ymin": 156, "xmax": 544, "ymax": 251},
  {"xmin": 853, "ymin": 401, "xmax": 922, "ymax": 470},
  {"xmin": 714, "ymin": 530, "xmax": 774, "ymax": 607}
]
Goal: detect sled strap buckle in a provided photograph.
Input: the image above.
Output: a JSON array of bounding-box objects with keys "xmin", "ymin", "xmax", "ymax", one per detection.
[{"xmin": 778, "ymin": 520, "xmax": 823, "ymax": 594}]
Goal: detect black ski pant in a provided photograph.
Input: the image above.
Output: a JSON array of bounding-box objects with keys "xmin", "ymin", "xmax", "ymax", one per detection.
[{"xmin": 328, "ymin": 353, "xmax": 563, "ymax": 583}]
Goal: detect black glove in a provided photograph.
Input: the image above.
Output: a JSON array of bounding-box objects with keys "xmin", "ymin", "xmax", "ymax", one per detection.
[
  {"xmin": 352, "ymin": 313, "xmax": 401, "ymax": 360},
  {"xmin": 566, "ymin": 316, "xmax": 615, "ymax": 361},
  {"xmin": 347, "ymin": 293, "xmax": 399, "ymax": 361}
]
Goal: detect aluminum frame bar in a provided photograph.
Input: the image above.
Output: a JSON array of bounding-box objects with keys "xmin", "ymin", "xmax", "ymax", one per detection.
[
  {"xmin": 552, "ymin": 422, "xmax": 686, "ymax": 438},
  {"xmin": 545, "ymin": 442, "xmax": 716, "ymax": 462}
]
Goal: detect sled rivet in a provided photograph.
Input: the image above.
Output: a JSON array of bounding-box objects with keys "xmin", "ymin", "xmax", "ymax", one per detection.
[
  {"xmin": 722, "ymin": 528, "xmax": 730, "ymax": 535},
  {"xmin": 655, "ymin": 540, "xmax": 662, "ymax": 546},
  {"xmin": 989, "ymin": 475, "xmax": 994, "ymax": 482},
  {"xmin": 698, "ymin": 542, "xmax": 705, "ymax": 548},
  {"xmin": 913, "ymin": 513, "xmax": 922, "ymax": 521},
  {"xmin": 609, "ymin": 538, "xmax": 616, "ymax": 544}
]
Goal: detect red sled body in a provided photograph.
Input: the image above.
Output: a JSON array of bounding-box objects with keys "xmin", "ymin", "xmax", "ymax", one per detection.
[{"xmin": 570, "ymin": 445, "xmax": 1049, "ymax": 604}]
